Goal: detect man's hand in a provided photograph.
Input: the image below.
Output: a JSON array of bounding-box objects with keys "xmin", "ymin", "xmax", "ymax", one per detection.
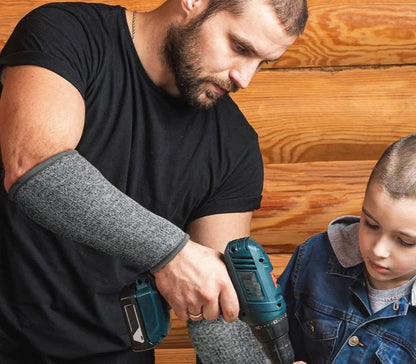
[{"xmin": 153, "ymin": 240, "xmax": 239, "ymax": 322}]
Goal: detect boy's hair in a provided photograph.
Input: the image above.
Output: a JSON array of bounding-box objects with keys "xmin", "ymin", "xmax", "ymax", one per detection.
[
  {"xmin": 198, "ymin": 0, "xmax": 308, "ymax": 37},
  {"xmin": 367, "ymin": 133, "xmax": 416, "ymax": 198}
]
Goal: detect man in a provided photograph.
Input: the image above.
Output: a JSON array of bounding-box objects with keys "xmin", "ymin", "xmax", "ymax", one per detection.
[{"xmin": 0, "ymin": 0, "xmax": 307, "ymax": 362}]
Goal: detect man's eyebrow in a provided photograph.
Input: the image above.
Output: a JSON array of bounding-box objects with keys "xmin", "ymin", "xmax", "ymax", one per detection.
[{"xmin": 232, "ymin": 35, "xmax": 278, "ymax": 63}]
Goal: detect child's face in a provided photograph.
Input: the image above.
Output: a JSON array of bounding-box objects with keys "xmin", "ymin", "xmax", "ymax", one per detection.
[{"xmin": 359, "ymin": 182, "xmax": 416, "ymax": 290}]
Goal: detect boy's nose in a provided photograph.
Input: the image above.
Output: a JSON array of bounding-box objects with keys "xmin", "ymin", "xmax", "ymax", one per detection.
[{"xmin": 372, "ymin": 237, "xmax": 391, "ymax": 259}]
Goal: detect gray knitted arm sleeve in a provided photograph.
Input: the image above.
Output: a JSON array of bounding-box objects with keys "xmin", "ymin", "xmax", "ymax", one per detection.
[
  {"xmin": 9, "ymin": 150, "xmax": 189, "ymax": 272},
  {"xmin": 187, "ymin": 318, "xmax": 270, "ymax": 364}
]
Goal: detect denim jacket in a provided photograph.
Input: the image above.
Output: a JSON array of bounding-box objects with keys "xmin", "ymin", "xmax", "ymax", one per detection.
[{"xmin": 277, "ymin": 216, "xmax": 416, "ymax": 364}]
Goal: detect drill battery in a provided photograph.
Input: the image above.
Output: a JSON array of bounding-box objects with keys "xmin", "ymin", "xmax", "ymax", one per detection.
[{"xmin": 119, "ymin": 274, "xmax": 171, "ymax": 351}]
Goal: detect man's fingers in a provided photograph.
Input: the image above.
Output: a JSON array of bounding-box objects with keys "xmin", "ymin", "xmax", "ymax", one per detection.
[
  {"xmin": 187, "ymin": 306, "xmax": 204, "ymax": 321},
  {"xmin": 154, "ymin": 241, "xmax": 241, "ymax": 322},
  {"xmin": 218, "ymin": 279, "xmax": 240, "ymax": 322},
  {"xmin": 200, "ymin": 300, "xmax": 220, "ymax": 321}
]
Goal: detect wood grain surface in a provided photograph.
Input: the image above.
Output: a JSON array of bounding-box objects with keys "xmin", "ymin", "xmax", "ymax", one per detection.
[
  {"xmin": 251, "ymin": 160, "xmax": 375, "ymax": 252},
  {"xmin": 232, "ymin": 67, "xmax": 416, "ymax": 164},
  {"xmin": 155, "ymin": 348, "xmax": 196, "ymax": 363},
  {"xmin": 277, "ymin": 0, "xmax": 416, "ymax": 68},
  {"xmin": 1, "ymin": 0, "xmax": 415, "ymax": 68}
]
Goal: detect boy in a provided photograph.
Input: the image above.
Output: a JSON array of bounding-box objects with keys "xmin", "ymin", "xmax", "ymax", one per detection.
[{"xmin": 278, "ymin": 134, "xmax": 416, "ymax": 363}]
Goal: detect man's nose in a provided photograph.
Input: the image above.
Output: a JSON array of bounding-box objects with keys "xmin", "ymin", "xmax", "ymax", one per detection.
[{"xmin": 229, "ymin": 61, "xmax": 259, "ymax": 89}]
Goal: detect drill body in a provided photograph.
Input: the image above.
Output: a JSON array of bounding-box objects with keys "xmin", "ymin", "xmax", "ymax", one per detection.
[
  {"xmin": 120, "ymin": 237, "xmax": 294, "ymax": 364},
  {"xmin": 224, "ymin": 237, "xmax": 294, "ymax": 364}
]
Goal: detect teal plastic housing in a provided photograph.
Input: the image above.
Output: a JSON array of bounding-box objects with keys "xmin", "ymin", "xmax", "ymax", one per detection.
[
  {"xmin": 134, "ymin": 275, "xmax": 171, "ymax": 346},
  {"xmin": 224, "ymin": 237, "xmax": 286, "ymax": 325}
]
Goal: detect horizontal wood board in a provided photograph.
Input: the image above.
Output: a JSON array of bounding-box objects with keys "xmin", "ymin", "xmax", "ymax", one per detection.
[
  {"xmin": 232, "ymin": 66, "xmax": 416, "ymax": 163},
  {"xmin": 251, "ymin": 160, "xmax": 375, "ymax": 252},
  {"xmin": 1, "ymin": 0, "xmax": 415, "ymax": 68}
]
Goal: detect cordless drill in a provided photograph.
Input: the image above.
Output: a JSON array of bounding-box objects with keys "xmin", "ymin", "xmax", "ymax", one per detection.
[
  {"xmin": 224, "ymin": 237, "xmax": 294, "ymax": 364},
  {"xmin": 120, "ymin": 237, "xmax": 294, "ymax": 364}
]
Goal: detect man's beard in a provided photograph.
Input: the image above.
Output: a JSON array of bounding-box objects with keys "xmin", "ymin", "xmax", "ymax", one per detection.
[{"xmin": 163, "ymin": 21, "xmax": 238, "ymax": 109}]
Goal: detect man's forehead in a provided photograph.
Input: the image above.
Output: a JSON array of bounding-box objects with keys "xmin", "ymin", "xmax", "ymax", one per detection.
[{"xmin": 220, "ymin": 3, "xmax": 297, "ymax": 59}]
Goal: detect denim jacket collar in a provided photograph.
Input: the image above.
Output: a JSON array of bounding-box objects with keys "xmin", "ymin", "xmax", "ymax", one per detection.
[{"xmin": 327, "ymin": 215, "xmax": 416, "ymax": 307}]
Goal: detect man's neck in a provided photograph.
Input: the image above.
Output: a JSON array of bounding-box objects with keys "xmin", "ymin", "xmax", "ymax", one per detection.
[{"xmin": 131, "ymin": 4, "xmax": 181, "ymax": 96}]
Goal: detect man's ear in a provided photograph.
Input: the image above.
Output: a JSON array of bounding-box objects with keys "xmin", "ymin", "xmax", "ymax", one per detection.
[{"xmin": 180, "ymin": 0, "xmax": 207, "ymax": 17}]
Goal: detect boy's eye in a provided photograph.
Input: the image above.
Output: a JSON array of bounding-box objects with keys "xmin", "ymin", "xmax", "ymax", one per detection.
[
  {"xmin": 398, "ymin": 237, "xmax": 416, "ymax": 248},
  {"xmin": 364, "ymin": 219, "xmax": 378, "ymax": 230}
]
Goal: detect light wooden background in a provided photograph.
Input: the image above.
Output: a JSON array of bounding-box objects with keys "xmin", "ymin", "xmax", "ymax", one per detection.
[{"xmin": 1, "ymin": 0, "xmax": 415, "ymax": 362}]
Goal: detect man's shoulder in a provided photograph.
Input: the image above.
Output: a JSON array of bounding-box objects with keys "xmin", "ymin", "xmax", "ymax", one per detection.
[
  {"xmin": 214, "ymin": 95, "xmax": 243, "ymax": 116},
  {"xmin": 34, "ymin": 2, "xmax": 121, "ymax": 12},
  {"xmin": 213, "ymin": 96, "xmax": 258, "ymax": 138},
  {"xmin": 27, "ymin": 2, "xmax": 123, "ymax": 24}
]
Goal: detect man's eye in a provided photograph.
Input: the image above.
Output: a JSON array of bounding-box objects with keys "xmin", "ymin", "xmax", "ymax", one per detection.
[{"xmin": 234, "ymin": 43, "xmax": 246, "ymax": 54}]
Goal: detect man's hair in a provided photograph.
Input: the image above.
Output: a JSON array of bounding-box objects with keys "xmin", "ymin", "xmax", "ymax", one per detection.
[
  {"xmin": 197, "ymin": 0, "xmax": 308, "ymax": 37},
  {"xmin": 367, "ymin": 133, "xmax": 416, "ymax": 199}
]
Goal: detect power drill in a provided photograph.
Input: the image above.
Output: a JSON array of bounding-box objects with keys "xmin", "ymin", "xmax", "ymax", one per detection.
[
  {"xmin": 119, "ymin": 237, "xmax": 294, "ymax": 364},
  {"xmin": 224, "ymin": 237, "xmax": 294, "ymax": 364}
]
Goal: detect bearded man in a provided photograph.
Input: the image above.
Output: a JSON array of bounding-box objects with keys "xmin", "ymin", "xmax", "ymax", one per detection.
[{"xmin": 0, "ymin": 0, "xmax": 307, "ymax": 362}]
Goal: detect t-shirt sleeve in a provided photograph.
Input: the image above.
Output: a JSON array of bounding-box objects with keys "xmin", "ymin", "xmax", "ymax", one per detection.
[
  {"xmin": 0, "ymin": 3, "xmax": 97, "ymax": 97},
  {"xmin": 190, "ymin": 105, "xmax": 264, "ymax": 219}
]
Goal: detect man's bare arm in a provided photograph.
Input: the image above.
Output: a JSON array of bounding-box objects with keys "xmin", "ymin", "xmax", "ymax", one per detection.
[
  {"xmin": 186, "ymin": 211, "xmax": 253, "ymax": 252},
  {"xmin": 0, "ymin": 65, "xmax": 85, "ymax": 191}
]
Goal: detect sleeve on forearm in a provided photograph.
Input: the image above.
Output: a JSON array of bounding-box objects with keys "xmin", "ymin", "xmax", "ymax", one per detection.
[
  {"xmin": 9, "ymin": 150, "xmax": 189, "ymax": 272},
  {"xmin": 187, "ymin": 317, "xmax": 270, "ymax": 364}
]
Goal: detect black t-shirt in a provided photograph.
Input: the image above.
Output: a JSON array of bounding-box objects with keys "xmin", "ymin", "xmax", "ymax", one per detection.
[{"xmin": 0, "ymin": 2, "xmax": 263, "ymax": 360}]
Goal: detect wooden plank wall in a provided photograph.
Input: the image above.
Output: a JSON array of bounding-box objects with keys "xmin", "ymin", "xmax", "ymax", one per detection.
[{"xmin": 1, "ymin": 0, "xmax": 415, "ymax": 363}]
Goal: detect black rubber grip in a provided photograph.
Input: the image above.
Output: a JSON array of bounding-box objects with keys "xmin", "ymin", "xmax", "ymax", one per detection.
[{"xmin": 251, "ymin": 313, "xmax": 294, "ymax": 364}]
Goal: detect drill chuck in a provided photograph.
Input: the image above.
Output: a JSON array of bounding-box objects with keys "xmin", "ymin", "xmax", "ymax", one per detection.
[{"xmin": 250, "ymin": 312, "xmax": 294, "ymax": 364}]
